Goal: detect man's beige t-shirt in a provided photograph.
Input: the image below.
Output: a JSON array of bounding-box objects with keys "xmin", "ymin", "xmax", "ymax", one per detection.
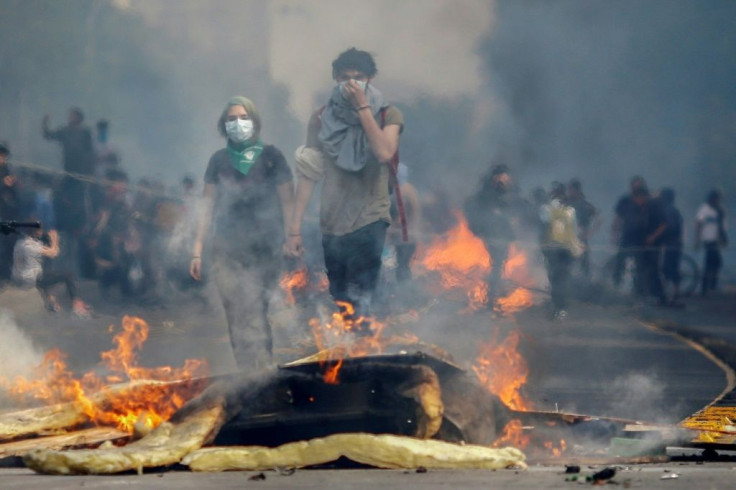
[{"xmin": 318, "ymin": 105, "xmax": 404, "ymax": 236}]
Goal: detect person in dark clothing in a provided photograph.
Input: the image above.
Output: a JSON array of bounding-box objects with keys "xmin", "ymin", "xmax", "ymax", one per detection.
[
  {"xmin": 43, "ymin": 109, "xmax": 95, "ymax": 276},
  {"xmin": 464, "ymin": 163, "xmax": 521, "ymax": 304},
  {"xmin": 89, "ymin": 169, "xmax": 139, "ymax": 297},
  {"xmin": 0, "ymin": 142, "xmax": 20, "ymax": 281},
  {"xmin": 695, "ymin": 189, "xmax": 728, "ymax": 295},
  {"xmin": 190, "ymin": 96, "xmax": 294, "ymax": 369},
  {"xmin": 42, "ymin": 108, "xmax": 95, "ymax": 176},
  {"xmin": 632, "ymin": 189, "xmax": 667, "ymax": 305},
  {"xmin": 658, "ymin": 188, "xmax": 684, "ymax": 304},
  {"xmin": 612, "ymin": 176, "xmax": 648, "ymax": 295},
  {"xmin": 567, "ymin": 178, "xmax": 599, "ymax": 279}
]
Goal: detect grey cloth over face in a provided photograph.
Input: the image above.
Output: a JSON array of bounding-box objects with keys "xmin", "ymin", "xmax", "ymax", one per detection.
[{"xmin": 318, "ymin": 84, "xmax": 384, "ymax": 172}]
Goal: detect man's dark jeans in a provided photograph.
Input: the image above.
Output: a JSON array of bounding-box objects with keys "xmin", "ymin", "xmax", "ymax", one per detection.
[{"xmin": 322, "ymin": 220, "xmax": 388, "ymax": 317}]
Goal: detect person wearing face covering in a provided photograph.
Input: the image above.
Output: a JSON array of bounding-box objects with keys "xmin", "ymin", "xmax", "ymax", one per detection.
[
  {"xmin": 464, "ymin": 163, "xmax": 523, "ymax": 306},
  {"xmin": 285, "ymin": 48, "xmax": 404, "ymax": 321},
  {"xmin": 190, "ymin": 96, "xmax": 294, "ymax": 369}
]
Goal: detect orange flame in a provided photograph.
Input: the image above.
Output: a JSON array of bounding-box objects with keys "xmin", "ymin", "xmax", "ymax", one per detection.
[
  {"xmin": 495, "ymin": 287, "xmax": 534, "ymax": 315},
  {"xmin": 543, "ymin": 439, "xmax": 568, "ymax": 458},
  {"xmin": 418, "ymin": 211, "xmax": 535, "ymax": 311},
  {"xmin": 492, "ymin": 419, "xmax": 531, "ymax": 449},
  {"xmin": 472, "ymin": 329, "xmax": 531, "ymax": 411},
  {"xmin": 0, "ymin": 316, "xmax": 209, "ymax": 433},
  {"xmin": 279, "ymin": 269, "xmax": 309, "ymax": 305},
  {"xmin": 280, "ymin": 269, "xmax": 329, "ymax": 305}
]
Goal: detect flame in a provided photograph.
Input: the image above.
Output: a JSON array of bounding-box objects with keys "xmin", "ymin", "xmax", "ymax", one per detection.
[
  {"xmin": 308, "ymin": 301, "xmax": 418, "ymax": 384},
  {"xmin": 280, "ymin": 269, "xmax": 329, "ymax": 305},
  {"xmin": 419, "ymin": 212, "xmax": 490, "ymax": 309},
  {"xmin": 0, "ymin": 316, "xmax": 209, "ymax": 433},
  {"xmin": 492, "ymin": 419, "xmax": 531, "ymax": 449},
  {"xmin": 495, "ymin": 287, "xmax": 534, "ymax": 315},
  {"xmin": 279, "ymin": 269, "xmax": 309, "ymax": 305},
  {"xmin": 417, "ymin": 211, "xmax": 535, "ymax": 311},
  {"xmin": 472, "ymin": 329, "xmax": 531, "ymax": 411},
  {"xmin": 543, "ymin": 439, "xmax": 568, "ymax": 458},
  {"xmin": 323, "ymin": 359, "xmax": 344, "ymax": 385}
]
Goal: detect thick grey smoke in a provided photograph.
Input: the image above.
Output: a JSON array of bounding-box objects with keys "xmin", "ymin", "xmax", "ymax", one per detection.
[
  {"xmin": 479, "ymin": 0, "xmax": 736, "ymax": 228},
  {"xmin": 0, "ymin": 309, "xmax": 43, "ymax": 407}
]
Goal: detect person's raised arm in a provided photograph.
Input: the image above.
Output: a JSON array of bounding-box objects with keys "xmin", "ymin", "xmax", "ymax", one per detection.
[
  {"xmin": 343, "ymin": 80, "xmax": 399, "ymax": 163},
  {"xmin": 190, "ymin": 183, "xmax": 215, "ymax": 280},
  {"xmin": 42, "ymin": 114, "xmax": 59, "ymax": 140},
  {"xmin": 40, "ymin": 230, "xmax": 60, "ymax": 258}
]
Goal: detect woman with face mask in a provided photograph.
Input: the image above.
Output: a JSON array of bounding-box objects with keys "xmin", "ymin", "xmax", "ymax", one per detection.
[{"xmin": 190, "ymin": 96, "xmax": 294, "ymax": 369}]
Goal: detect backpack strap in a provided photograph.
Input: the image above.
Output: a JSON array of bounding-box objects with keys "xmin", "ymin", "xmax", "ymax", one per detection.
[{"xmin": 381, "ymin": 107, "xmax": 408, "ymax": 242}]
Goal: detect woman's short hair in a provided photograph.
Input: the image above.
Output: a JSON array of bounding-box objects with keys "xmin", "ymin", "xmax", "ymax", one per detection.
[{"xmin": 217, "ymin": 96, "xmax": 261, "ymax": 139}]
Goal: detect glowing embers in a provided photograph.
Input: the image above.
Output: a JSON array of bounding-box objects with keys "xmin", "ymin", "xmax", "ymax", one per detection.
[
  {"xmin": 472, "ymin": 329, "xmax": 531, "ymax": 411},
  {"xmin": 0, "ymin": 316, "xmax": 209, "ymax": 433},
  {"xmin": 417, "ymin": 211, "xmax": 534, "ymax": 312}
]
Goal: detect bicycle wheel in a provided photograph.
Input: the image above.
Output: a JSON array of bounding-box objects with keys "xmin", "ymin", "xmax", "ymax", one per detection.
[{"xmin": 678, "ymin": 254, "xmax": 700, "ymax": 298}]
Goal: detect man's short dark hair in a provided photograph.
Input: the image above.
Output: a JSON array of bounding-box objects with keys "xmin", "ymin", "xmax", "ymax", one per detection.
[
  {"xmin": 332, "ymin": 48, "xmax": 378, "ymax": 79},
  {"xmin": 491, "ymin": 164, "xmax": 509, "ymax": 177},
  {"xmin": 707, "ymin": 189, "xmax": 721, "ymax": 205},
  {"xmin": 97, "ymin": 119, "xmax": 109, "ymax": 130},
  {"xmin": 70, "ymin": 107, "xmax": 85, "ymax": 122},
  {"xmin": 550, "ymin": 181, "xmax": 566, "ymax": 200},
  {"xmin": 569, "ymin": 178, "xmax": 582, "ymax": 192},
  {"xmin": 0, "ymin": 141, "xmax": 9, "ymax": 155},
  {"xmin": 660, "ymin": 187, "xmax": 675, "ymax": 204}
]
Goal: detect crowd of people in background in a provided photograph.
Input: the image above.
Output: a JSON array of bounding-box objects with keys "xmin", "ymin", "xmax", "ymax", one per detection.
[
  {"xmin": 0, "ymin": 109, "xmax": 200, "ymax": 316},
  {"xmin": 0, "ymin": 83, "xmax": 729, "ymax": 335},
  {"xmin": 465, "ymin": 165, "xmax": 729, "ymax": 320}
]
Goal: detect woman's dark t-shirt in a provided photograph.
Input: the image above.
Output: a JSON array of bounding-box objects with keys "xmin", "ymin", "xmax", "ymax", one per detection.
[{"xmin": 204, "ymin": 144, "xmax": 292, "ymax": 264}]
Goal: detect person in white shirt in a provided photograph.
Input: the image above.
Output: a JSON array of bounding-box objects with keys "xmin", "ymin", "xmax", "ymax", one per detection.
[
  {"xmin": 695, "ymin": 189, "xmax": 728, "ymax": 295},
  {"xmin": 13, "ymin": 227, "xmax": 91, "ymax": 317}
]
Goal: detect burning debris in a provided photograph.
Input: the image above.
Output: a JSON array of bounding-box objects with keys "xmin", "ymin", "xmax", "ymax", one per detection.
[
  {"xmin": 8, "ymin": 353, "xmax": 524, "ymax": 474},
  {"xmin": 0, "ymin": 316, "xmax": 209, "ymax": 435}
]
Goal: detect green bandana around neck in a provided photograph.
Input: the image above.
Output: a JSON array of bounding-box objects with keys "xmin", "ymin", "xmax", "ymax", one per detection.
[{"xmin": 227, "ymin": 139, "xmax": 264, "ymax": 176}]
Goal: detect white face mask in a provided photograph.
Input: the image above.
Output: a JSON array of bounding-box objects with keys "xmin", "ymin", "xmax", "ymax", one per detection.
[
  {"xmin": 225, "ymin": 118, "xmax": 254, "ymax": 143},
  {"xmin": 339, "ymin": 80, "xmax": 367, "ymax": 97}
]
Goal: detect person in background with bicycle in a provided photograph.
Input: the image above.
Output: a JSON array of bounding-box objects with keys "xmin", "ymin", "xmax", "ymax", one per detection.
[
  {"xmin": 658, "ymin": 188, "xmax": 684, "ymax": 306},
  {"xmin": 611, "ymin": 176, "xmax": 649, "ymax": 295},
  {"xmin": 695, "ymin": 189, "xmax": 728, "ymax": 296},
  {"xmin": 612, "ymin": 177, "xmax": 667, "ymax": 303}
]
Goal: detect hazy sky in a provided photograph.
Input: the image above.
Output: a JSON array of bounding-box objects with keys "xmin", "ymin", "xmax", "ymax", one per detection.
[{"xmin": 267, "ymin": 0, "xmax": 493, "ymax": 121}]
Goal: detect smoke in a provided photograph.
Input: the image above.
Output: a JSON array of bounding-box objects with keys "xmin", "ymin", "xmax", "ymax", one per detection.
[
  {"xmin": 480, "ymin": 0, "xmax": 736, "ymax": 223},
  {"xmin": 607, "ymin": 372, "xmax": 673, "ymax": 423},
  {"xmin": 267, "ymin": 0, "xmax": 493, "ymax": 121},
  {"xmin": 0, "ymin": 309, "xmax": 43, "ymax": 407}
]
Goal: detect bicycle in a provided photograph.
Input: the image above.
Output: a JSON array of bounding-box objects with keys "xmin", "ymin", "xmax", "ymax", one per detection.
[{"xmin": 599, "ymin": 247, "xmax": 700, "ymax": 299}]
